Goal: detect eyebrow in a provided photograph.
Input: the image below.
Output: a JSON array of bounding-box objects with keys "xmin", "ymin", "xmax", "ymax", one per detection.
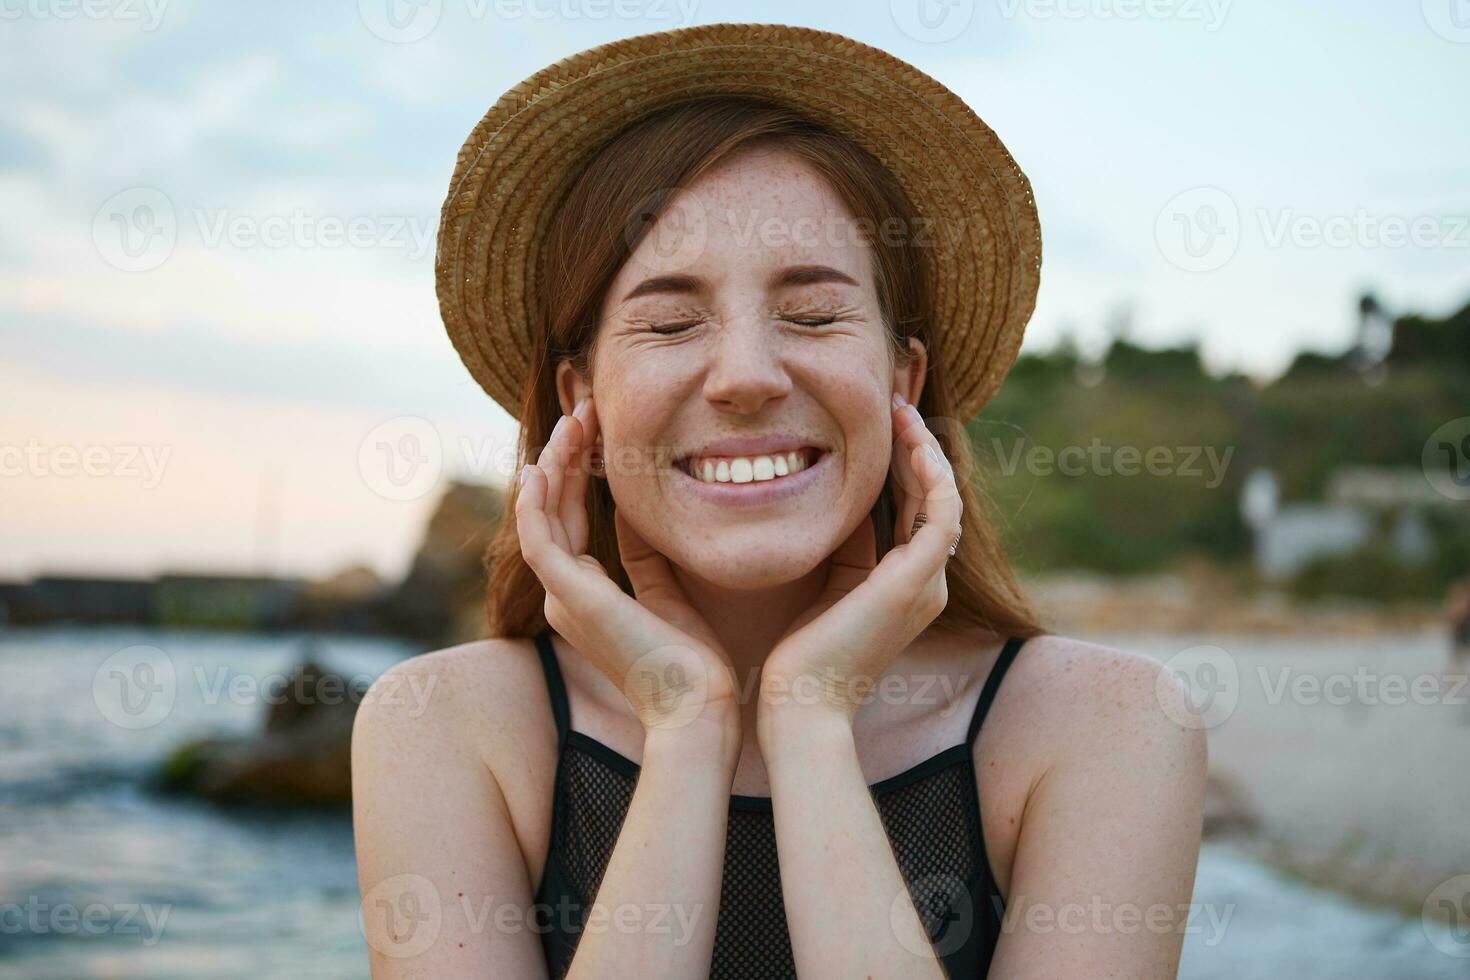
[{"xmin": 619, "ymin": 264, "xmax": 860, "ymax": 303}]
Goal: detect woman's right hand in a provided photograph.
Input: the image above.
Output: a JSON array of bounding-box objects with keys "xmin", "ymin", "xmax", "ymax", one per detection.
[{"xmin": 515, "ymin": 394, "xmax": 739, "ymax": 735}]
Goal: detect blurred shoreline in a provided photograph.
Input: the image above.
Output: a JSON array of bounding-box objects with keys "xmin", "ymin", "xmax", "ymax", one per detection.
[{"xmin": 1029, "ymin": 565, "xmax": 1444, "ymax": 637}]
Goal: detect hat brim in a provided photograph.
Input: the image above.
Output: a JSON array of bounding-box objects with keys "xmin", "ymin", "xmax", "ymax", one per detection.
[{"xmin": 435, "ymin": 22, "xmax": 1041, "ymax": 423}]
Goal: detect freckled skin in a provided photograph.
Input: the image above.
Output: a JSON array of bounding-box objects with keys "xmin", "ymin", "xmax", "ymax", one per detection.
[{"xmin": 572, "ymin": 145, "xmax": 901, "ymax": 592}]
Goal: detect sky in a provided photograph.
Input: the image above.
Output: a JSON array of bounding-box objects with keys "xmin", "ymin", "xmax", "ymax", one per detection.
[{"xmin": 2, "ymin": 0, "xmax": 1467, "ymax": 583}]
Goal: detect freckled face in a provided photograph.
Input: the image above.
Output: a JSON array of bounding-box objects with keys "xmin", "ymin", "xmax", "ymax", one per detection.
[{"xmin": 588, "ymin": 145, "xmax": 896, "ymax": 589}]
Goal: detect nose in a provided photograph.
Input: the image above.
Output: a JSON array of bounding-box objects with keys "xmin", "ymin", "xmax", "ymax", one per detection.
[{"xmin": 700, "ymin": 318, "xmax": 793, "ymax": 414}]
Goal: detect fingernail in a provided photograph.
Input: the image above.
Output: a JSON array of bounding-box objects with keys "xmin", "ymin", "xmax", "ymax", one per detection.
[
  {"xmin": 923, "ymin": 444, "xmax": 944, "ymax": 471},
  {"xmin": 574, "ymin": 396, "xmax": 587, "ymax": 413},
  {"xmin": 517, "ymin": 465, "xmax": 529, "ymax": 486},
  {"xmin": 551, "ymin": 416, "xmax": 569, "ymax": 438},
  {"xmin": 892, "ymin": 391, "xmax": 908, "ymax": 409}
]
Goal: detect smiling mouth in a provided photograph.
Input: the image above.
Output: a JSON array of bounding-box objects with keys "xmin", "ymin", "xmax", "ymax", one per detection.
[{"xmin": 675, "ymin": 447, "xmax": 827, "ymax": 484}]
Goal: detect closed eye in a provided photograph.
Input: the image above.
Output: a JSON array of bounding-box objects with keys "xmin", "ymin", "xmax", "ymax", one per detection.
[{"xmin": 649, "ymin": 316, "xmax": 837, "ymax": 336}]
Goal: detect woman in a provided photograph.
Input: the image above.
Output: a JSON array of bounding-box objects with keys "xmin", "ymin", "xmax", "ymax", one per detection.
[{"xmin": 353, "ymin": 24, "xmax": 1206, "ymax": 979}]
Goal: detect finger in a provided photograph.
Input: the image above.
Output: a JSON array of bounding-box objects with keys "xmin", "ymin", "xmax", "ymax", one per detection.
[
  {"xmin": 535, "ymin": 413, "xmax": 577, "ymax": 552},
  {"xmin": 905, "ymin": 436, "xmax": 963, "ymax": 565},
  {"xmin": 515, "ymin": 464, "xmax": 591, "ymax": 601},
  {"xmin": 613, "ymin": 508, "xmax": 721, "ymax": 648},
  {"xmin": 613, "ymin": 506, "xmax": 684, "ymax": 604},
  {"xmin": 820, "ymin": 513, "xmax": 877, "ymax": 600},
  {"xmin": 559, "ymin": 396, "xmax": 599, "ymax": 553},
  {"xmin": 889, "ymin": 403, "xmax": 922, "ymax": 544}
]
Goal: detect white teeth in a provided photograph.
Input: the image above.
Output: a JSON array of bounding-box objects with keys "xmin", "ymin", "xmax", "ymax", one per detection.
[{"xmin": 685, "ymin": 450, "xmax": 816, "ymax": 484}]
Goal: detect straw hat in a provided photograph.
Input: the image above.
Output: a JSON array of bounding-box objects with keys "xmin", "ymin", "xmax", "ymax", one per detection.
[{"xmin": 435, "ymin": 22, "xmax": 1041, "ymax": 423}]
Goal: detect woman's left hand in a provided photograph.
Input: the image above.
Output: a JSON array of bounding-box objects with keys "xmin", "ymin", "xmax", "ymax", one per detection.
[{"xmin": 758, "ymin": 393, "xmax": 963, "ymax": 727}]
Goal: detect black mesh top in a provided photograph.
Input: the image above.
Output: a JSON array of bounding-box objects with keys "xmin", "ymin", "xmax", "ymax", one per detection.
[{"xmin": 531, "ymin": 628, "xmax": 1028, "ymax": 979}]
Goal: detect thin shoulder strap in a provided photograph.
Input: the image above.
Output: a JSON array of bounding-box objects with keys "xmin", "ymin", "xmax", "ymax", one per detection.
[
  {"xmin": 966, "ymin": 635, "xmax": 1028, "ymax": 745},
  {"xmin": 534, "ymin": 627, "xmax": 570, "ymax": 747}
]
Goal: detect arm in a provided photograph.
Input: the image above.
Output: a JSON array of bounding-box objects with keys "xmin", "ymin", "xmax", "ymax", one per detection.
[
  {"xmin": 352, "ymin": 651, "xmax": 741, "ymax": 979},
  {"xmin": 353, "ymin": 652, "xmax": 547, "ymax": 978},
  {"xmin": 987, "ymin": 650, "xmax": 1208, "ymax": 979},
  {"xmin": 755, "ymin": 392, "xmax": 967, "ymax": 976},
  {"xmin": 760, "ymin": 703, "xmax": 949, "ymax": 978},
  {"xmin": 562, "ymin": 716, "xmax": 739, "ymax": 979}
]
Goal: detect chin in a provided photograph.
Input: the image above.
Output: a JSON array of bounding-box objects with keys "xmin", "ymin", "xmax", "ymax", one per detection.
[{"xmin": 675, "ymin": 541, "xmax": 829, "ymax": 590}]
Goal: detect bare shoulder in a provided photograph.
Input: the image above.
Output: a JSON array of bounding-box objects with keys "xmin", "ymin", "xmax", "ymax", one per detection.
[
  {"xmin": 353, "ymin": 635, "xmax": 557, "ymax": 788},
  {"xmin": 975, "ymin": 633, "xmax": 1208, "ymax": 900},
  {"xmin": 352, "ymin": 638, "xmax": 563, "ymax": 974},
  {"xmin": 1000, "ymin": 633, "xmax": 1205, "ymax": 767}
]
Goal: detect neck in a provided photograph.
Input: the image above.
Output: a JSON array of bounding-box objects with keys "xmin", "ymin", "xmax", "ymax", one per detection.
[{"xmin": 669, "ymin": 559, "xmax": 829, "ymax": 725}]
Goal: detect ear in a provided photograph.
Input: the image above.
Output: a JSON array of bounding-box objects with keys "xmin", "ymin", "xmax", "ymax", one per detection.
[
  {"xmin": 554, "ymin": 360, "xmax": 594, "ymax": 419},
  {"xmin": 891, "ymin": 336, "xmax": 927, "ymax": 407}
]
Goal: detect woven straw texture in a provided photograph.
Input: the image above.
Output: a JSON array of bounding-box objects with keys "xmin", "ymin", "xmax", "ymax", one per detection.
[{"xmin": 434, "ymin": 22, "xmax": 1041, "ymax": 423}]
